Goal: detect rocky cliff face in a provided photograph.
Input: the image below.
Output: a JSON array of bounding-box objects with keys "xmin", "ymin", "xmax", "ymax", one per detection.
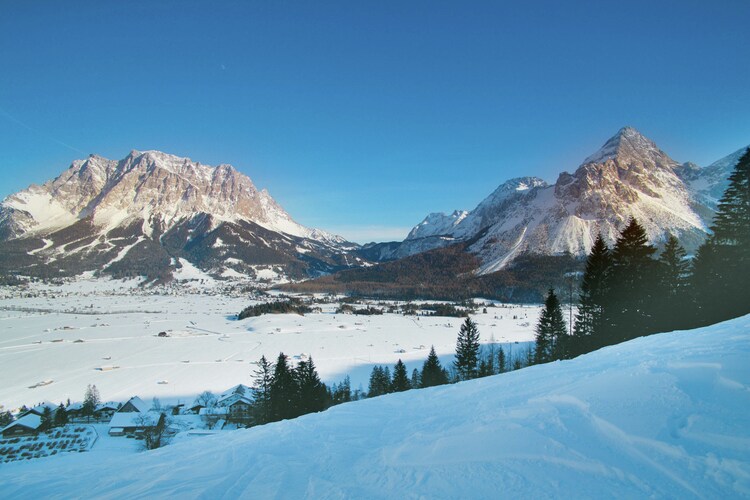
[{"xmin": 0, "ymin": 151, "xmax": 357, "ymax": 281}]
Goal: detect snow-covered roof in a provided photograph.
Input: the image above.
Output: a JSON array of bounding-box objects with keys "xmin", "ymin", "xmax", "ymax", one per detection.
[
  {"xmin": 109, "ymin": 411, "xmax": 159, "ymax": 429},
  {"xmin": 218, "ymin": 384, "xmax": 252, "ymax": 402},
  {"xmin": 96, "ymin": 402, "xmax": 119, "ymax": 411},
  {"xmin": 1, "ymin": 413, "xmax": 42, "ymax": 433},
  {"xmin": 24, "ymin": 401, "xmax": 57, "ymax": 416},
  {"xmin": 66, "ymin": 402, "xmax": 84, "ymax": 411},
  {"xmin": 119, "ymin": 396, "xmax": 150, "ymax": 413}
]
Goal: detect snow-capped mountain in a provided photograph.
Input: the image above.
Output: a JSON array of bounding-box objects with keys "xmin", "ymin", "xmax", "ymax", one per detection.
[
  {"xmin": 390, "ymin": 127, "xmax": 745, "ymax": 272},
  {"xmin": 0, "ymin": 151, "xmax": 358, "ymax": 281}
]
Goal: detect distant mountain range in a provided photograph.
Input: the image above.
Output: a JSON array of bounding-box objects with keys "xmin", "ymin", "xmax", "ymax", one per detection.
[
  {"xmin": 0, "ymin": 128, "xmax": 746, "ymax": 286},
  {"xmin": 0, "ymin": 150, "xmax": 360, "ymax": 281},
  {"xmin": 365, "ymin": 127, "xmax": 745, "ymax": 274}
]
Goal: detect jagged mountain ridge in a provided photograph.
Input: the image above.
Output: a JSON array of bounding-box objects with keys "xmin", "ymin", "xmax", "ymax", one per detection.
[
  {"xmin": 0, "ymin": 151, "xmax": 358, "ymax": 281},
  {"xmin": 383, "ymin": 127, "xmax": 746, "ymax": 272}
]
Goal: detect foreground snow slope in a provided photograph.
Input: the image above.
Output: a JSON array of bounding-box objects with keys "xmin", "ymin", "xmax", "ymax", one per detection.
[{"xmin": 3, "ymin": 315, "xmax": 749, "ymax": 498}]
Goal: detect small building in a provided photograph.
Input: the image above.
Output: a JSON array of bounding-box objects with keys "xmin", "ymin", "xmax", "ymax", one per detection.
[
  {"xmin": 94, "ymin": 402, "xmax": 119, "ymax": 421},
  {"xmin": 216, "ymin": 384, "xmax": 254, "ymax": 425},
  {"xmin": 65, "ymin": 402, "xmax": 85, "ymax": 419},
  {"xmin": 118, "ymin": 396, "xmax": 150, "ymax": 414},
  {"xmin": 1, "ymin": 414, "xmax": 42, "ymax": 438},
  {"xmin": 20, "ymin": 402, "xmax": 57, "ymax": 418},
  {"xmin": 108, "ymin": 411, "xmax": 159, "ymax": 437}
]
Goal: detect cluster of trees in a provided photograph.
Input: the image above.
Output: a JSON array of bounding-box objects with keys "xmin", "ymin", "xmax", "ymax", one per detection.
[
  {"xmin": 237, "ymin": 298, "xmax": 313, "ymax": 319},
  {"xmin": 365, "ymin": 318, "xmax": 531, "ymax": 398},
  {"xmin": 535, "ymin": 148, "xmax": 750, "ymax": 362},
  {"xmin": 249, "ymin": 353, "xmax": 351, "ymax": 425}
]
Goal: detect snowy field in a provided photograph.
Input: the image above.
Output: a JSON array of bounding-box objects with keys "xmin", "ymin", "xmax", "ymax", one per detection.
[
  {"xmin": 0, "ymin": 277, "xmax": 539, "ymax": 410},
  {"xmin": 1, "ymin": 314, "xmax": 748, "ymax": 498}
]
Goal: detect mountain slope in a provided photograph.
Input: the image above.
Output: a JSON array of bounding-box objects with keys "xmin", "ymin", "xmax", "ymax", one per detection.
[
  {"xmin": 387, "ymin": 128, "xmax": 745, "ymax": 272},
  {"xmin": 0, "ymin": 151, "xmax": 358, "ymax": 281},
  {"xmin": 1, "ymin": 314, "xmax": 748, "ymax": 497}
]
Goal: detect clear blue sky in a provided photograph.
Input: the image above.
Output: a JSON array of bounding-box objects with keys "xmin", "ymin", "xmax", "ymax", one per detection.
[{"xmin": 1, "ymin": 1, "xmax": 748, "ymax": 243}]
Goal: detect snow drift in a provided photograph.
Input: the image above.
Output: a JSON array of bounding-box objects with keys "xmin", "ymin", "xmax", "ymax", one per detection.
[{"xmin": 2, "ymin": 315, "xmax": 749, "ymax": 498}]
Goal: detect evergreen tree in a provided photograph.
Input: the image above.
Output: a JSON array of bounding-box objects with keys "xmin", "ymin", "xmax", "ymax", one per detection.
[
  {"xmin": 40, "ymin": 406, "xmax": 53, "ymax": 432},
  {"xmin": 497, "ymin": 347, "xmax": 506, "ymax": 374},
  {"xmin": 454, "ymin": 317, "xmax": 480, "ymax": 380},
  {"xmin": 391, "ymin": 359, "xmax": 410, "ymax": 392},
  {"xmin": 608, "ymin": 218, "xmax": 658, "ymax": 342},
  {"xmin": 295, "ymin": 357, "xmax": 328, "ymax": 414},
  {"xmin": 251, "ymin": 355, "xmax": 274, "ymax": 425},
  {"xmin": 410, "ymin": 368, "xmax": 421, "ymax": 389},
  {"xmin": 421, "ymin": 346, "xmax": 449, "ymax": 387},
  {"xmin": 571, "ymin": 234, "xmax": 612, "ymax": 355},
  {"xmin": 367, "ymin": 365, "xmax": 392, "ymax": 397},
  {"xmin": 270, "ymin": 353, "xmax": 299, "ymax": 421},
  {"xmin": 330, "ymin": 376, "xmax": 352, "ymax": 405},
  {"xmin": 534, "ymin": 289, "xmax": 567, "ymax": 363},
  {"xmin": 82, "ymin": 384, "xmax": 100, "ymax": 422},
  {"xmin": 54, "ymin": 403, "xmax": 68, "ymax": 427},
  {"xmin": 656, "ymin": 234, "xmax": 690, "ymax": 330},
  {"xmin": 692, "ymin": 148, "xmax": 750, "ymax": 323},
  {"xmin": 0, "ymin": 410, "xmax": 12, "ymax": 427}
]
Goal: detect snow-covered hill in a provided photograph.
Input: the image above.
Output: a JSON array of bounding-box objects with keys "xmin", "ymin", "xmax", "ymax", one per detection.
[
  {"xmin": 0, "ymin": 151, "xmax": 358, "ymax": 281},
  {"xmin": 390, "ymin": 128, "xmax": 746, "ymax": 272},
  {"xmin": 2, "ymin": 314, "xmax": 748, "ymax": 498}
]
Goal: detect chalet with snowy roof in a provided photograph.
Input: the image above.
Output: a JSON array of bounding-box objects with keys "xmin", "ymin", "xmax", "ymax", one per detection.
[
  {"xmin": 65, "ymin": 402, "xmax": 85, "ymax": 420},
  {"xmin": 20, "ymin": 402, "xmax": 57, "ymax": 418},
  {"xmin": 108, "ymin": 411, "xmax": 159, "ymax": 437},
  {"xmin": 1, "ymin": 414, "xmax": 42, "ymax": 438},
  {"xmin": 215, "ymin": 384, "xmax": 253, "ymax": 424},
  {"xmin": 117, "ymin": 396, "xmax": 149, "ymax": 413},
  {"xmin": 94, "ymin": 402, "xmax": 120, "ymax": 421}
]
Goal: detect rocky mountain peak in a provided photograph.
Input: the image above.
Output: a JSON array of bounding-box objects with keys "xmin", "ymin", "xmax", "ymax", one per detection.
[{"xmin": 582, "ymin": 126, "xmax": 675, "ymax": 169}]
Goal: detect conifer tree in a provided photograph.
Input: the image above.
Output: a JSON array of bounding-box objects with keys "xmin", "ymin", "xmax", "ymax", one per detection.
[
  {"xmin": 330, "ymin": 376, "xmax": 351, "ymax": 405},
  {"xmin": 497, "ymin": 346, "xmax": 506, "ymax": 374},
  {"xmin": 251, "ymin": 355, "xmax": 274, "ymax": 425},
  {"xmin": 54, "ymin": 403, "xmax": 68, "ymax": 427},
  {"xmin": 572, "ymin": 234, "xmax": 612, "ymax": 355},
  {"xmin": 367, "ymin": 366, "xmax": 391, "ymax": 397},
  {"xmin": 82, "ymin": 384, "xmax": 100, "ymax": 422},
  {"xmin": 608, "ymin": 218, "xmax": 657, "ymax": 342},
  {"xmin": 692, "ymin": 148, "xmax": 750, "ymax": 323},
  {"xmin": 410, "ymin": 368, "xmax": 421, "ymax": 389},
  {"xmin": 0, "ymin": 410, "xmax": 12, "ymax": 428},
  {"xmin": 534, "ymin": 289, "xmax": 567, "ymax": 363},
  {"xmin": 40, "ymin": 406, "xmax": 53, "ymax": 432},
  {"xmin": 391, "ymin": 359, "xmax": 410, "ymax": 392},
  {"xmin": 454, "ymin": 317, "xmax": 480, "ymax": 380},
  {"xmin": 295, "ymin": 357, "xmax": 328, "ymax": 414},
  {"xmin": 421, "ymin": 346, "xmax": 449, "ymax": 387},
  {"xmin": 656, "ymin": 234, "xmax": 690, "ymax": 330},
  {"xmin": 270, "ymin": 353, "xmax": 299, "ymax": 421}
]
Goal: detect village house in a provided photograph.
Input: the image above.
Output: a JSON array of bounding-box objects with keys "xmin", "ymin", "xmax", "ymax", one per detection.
[
  {"xmin": 94, "ymin": 402, "xmax": 120, "ymax": 421},
  {"xmin": 1, "ymin": 414, "xmax": 42, "ymax": 438},
  {"xmin": 108, "ymin": 396, "xmax": 153, "ymax": 436},
  {"xmin": 199, "ymin": 385, "xmax": 254, "ymax": 426}
]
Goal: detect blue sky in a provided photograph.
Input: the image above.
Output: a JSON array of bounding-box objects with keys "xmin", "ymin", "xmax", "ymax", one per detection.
[{"xmin": 1, "ymin": 1, "xmax": 748, "ymax": 243}]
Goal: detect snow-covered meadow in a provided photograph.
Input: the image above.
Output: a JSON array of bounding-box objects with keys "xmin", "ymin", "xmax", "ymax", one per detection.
[
  {"xmin": 0, "ymin": 277, "xmax": 539, "ymax": 410},
  {"xmin": 1, "ymin": 312, "xmax": 748, "ymax": 497}
]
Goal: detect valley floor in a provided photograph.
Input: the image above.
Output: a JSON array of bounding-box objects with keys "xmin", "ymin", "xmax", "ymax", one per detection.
[
  {"xmin": 0, "ymin": 276, "xmax": 538, "ymax": 410},
  {"xmin": 0, "ymin": 313, "xmax": 747, "ymax": 498}
]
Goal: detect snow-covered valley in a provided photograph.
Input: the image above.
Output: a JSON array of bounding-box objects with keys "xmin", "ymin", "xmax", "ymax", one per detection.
[
  {"xmin": 0, "ymin": 278, "xmax": 538, "ymax": 411},
  {"xmin": 1, "ymin": 311, "xmax": 748, "ymax": 498}
]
